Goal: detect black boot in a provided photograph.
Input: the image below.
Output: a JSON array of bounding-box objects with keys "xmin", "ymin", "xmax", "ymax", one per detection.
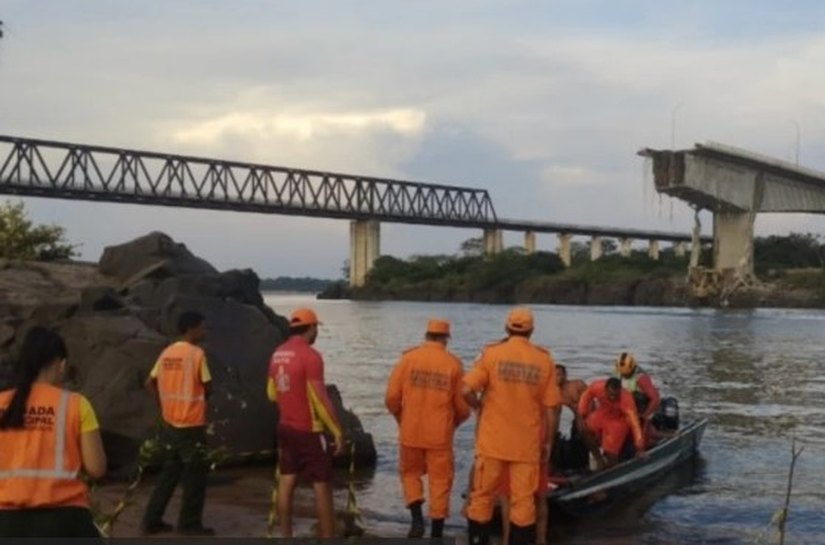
[
  {"xmin": 508, "ymin": 523, "xmax": 536, "ymax": 545},
  {"xmin": 467, "ymin": 519, "xmax": 490, "ymax": 545},
  {"xmin": 431, "ymin": 518, "xmax": 445, "ymax": 538},
  {"xmin": 408, "ymin": 500, "xmax": 425, "ymax": 538}
]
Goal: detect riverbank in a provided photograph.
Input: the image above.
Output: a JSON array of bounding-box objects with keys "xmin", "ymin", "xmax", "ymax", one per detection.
[{"xmin": 319, "ymin": 254, "xmax": 825, "ymax": 309}]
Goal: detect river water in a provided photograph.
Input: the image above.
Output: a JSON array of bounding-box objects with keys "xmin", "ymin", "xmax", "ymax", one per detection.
[{"xmin": 264, "ymin": 294, "xmax": 825, "ymax": 544}]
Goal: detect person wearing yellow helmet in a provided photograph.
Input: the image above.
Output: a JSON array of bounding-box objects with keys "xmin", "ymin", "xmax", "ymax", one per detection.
[{"xmin": 614, "ymin": 352, "xmax": 660, "ymax": 445}]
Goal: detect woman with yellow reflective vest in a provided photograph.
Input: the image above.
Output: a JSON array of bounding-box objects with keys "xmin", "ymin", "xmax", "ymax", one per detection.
[{"xmin": 0, "ymin": 327, "xmax": 106, "ymax": 537}]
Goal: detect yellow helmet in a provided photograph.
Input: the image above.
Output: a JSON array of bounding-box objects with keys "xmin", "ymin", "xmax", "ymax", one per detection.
[{"xmin": 615, "ymin": 352, "xmax": 637, "ymax": 377}]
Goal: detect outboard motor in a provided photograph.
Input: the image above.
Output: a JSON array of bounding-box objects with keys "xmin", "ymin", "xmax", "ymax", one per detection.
[{"xmin": 652, "ymin": 397, "xmax": 680, "ymax": 431}]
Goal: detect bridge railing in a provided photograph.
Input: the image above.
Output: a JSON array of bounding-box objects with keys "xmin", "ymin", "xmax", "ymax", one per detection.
[{"xmin": 0, "ymin": 136, "xmax": 498, "ymax": 226}]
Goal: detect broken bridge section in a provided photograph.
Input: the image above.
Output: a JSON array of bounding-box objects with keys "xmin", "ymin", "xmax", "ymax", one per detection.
[{"xmin": 639, "ymin": 142, "xmax": 825, "ymax": 281}]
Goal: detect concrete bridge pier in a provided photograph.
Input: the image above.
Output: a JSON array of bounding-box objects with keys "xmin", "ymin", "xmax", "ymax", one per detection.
[
  {"xmin": 557, "ymin": 233, "xmax": 572, "ymax": 267},
  {"xmin": 648, "ymin": 240, "xmax": 660, "ymax": 261},
  {"xmin": 590, "ymin": 236, "xmax": 603, "ymax": 261},
  {"xmin": 713, "ymin": 211, "xmax": 755, "ymax": 275},
  {"xmin": 674, "ymin": 241, "xmax": 687, "ymax": 258},
  {"xmin": 524, "ymin": 231, "xmax": 536, "ymax": 255},
  {"xmin": 619, "ymin": 237, "xmax": 633, "ymax": 258},
  {"xmin": 349, "ymin": 219, "xmax": 380, "ymax": 287},
  {"xmin": 484, "ymin": 228, "xmax": 503, "ymax": 256}
]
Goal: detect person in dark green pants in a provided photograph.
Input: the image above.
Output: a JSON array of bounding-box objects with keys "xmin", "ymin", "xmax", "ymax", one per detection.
[{"xmin": 141, "ymin": 311, "xmax": 214, "ymax": 536}]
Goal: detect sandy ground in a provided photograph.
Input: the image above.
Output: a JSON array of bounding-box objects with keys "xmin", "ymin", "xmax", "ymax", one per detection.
[{"xmin": 93, "ymin": 465, "xmax": 348, "ymax": 539}]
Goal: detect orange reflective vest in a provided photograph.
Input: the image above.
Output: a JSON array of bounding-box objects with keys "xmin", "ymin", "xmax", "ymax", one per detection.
[
  {"xmin": 0, "ymin": 384, "xmax": 88, "ymax": 509},
  {"xmin": 155, "ymin": 342, "xmax": 207, "ymax": 427}
]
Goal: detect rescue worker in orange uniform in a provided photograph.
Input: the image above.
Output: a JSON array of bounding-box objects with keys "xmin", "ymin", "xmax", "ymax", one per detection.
[
  {"xmin": 141, "ymin": 311, "xmax": 214, "ymax": 536},
  {"xmin": 267, "ymin": 307, "xmax": 344, "ymax": 538},
  {"xmin": 462, "ymin": 307, "xmax": 561, "ymax": 545},
  {"xmin": 385, "ymin": 318, "xmax": 470, "ymax": 539},
  {"xmin": 0, "ymin": 327, "xmax": 106, "ymax": 537},
  {"xmin": 614, "ymin": 352, "xmax": 661, "ymax": 445},
  {"xmin": 577, "ymin": 377, "xmax": 645, "ymax": 467}
]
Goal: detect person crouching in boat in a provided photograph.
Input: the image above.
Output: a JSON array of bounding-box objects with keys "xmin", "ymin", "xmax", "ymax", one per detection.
[
  {"xmin": 614, "ymin": 352, "xmax": 660, "ymax": 447},
  {"xmin": 0, "ymin": 327, "xmax": 106, "ymax": 537},
  {"xmin": 577, "ymin": 378, "xmax": 646, "ymax": 468},
  {"xmin": 385, "ymin": 318, "xmax": 471, "ymax": 539}
]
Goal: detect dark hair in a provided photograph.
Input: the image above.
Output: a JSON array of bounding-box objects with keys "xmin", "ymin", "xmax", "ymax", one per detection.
[
  {"xmin": 506, "ymin": 329, "xmax": 532, "ymax": 338},
  {"xmin": 289, "ymin": 324, "xmax": 311, "ymax": 336},
  {"xmin": 425, "ymin": 332, "xmax": 449, "ymax": 342},
  {"xmin": 606, "ymin": 377, "xmax": 621, "ymax": 391},
  {"xmin": 178, "ymin": 311, "xmax": 205, "ymax": 335},
  {"xmin": 0, "ymin": 327, "xmax": 68, "ymax": 430},
  {"xmin": 556, "ymin": 364, "xmax": 567, "ymax": 374}
]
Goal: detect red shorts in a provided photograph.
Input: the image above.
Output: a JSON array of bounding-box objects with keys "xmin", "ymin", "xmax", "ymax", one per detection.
[
  {"xmin": 497, "ymin": 461, "xmax": 550, "ymax": 497},
  {"xmin": 277, "ymin": 426, "xmax": 332, "ymax": 483},
  {"xmin": 586, "ymin": 409, "xmax": 629, "ymax": 457}
]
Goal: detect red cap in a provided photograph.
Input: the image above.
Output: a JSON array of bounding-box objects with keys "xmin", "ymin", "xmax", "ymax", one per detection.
[{"xmin": 289, "ymin": 308, "xmax": 320, "ymax": 328}]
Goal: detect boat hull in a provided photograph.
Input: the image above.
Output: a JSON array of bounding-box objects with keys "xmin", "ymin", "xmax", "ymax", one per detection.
[{"xmin": 547, "ymin": 418, "xmax": 708, "ymax": 519}]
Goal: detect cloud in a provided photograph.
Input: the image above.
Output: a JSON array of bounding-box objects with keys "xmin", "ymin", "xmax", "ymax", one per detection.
[{"xmin": 172, "ymin": 108, "xmax": 426, "ymax": 145}]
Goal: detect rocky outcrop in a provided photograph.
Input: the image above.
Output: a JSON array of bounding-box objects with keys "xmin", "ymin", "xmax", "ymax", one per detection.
[{"xmin": 0, "ymin": 232, "xmax": 376, "ymax": 476}]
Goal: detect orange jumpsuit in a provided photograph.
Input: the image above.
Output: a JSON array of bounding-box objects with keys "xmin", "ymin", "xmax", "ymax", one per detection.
[
  {"xmin": 463, "ymin": 337, "xmax": 561, "ymax": 527},
  {"xmin": 577, "ymin": 380, "xmax": 644, "ymax": 457},
  {"xmin": 385, "ymin": 341, "xmax": 470, "ymax": 519}
]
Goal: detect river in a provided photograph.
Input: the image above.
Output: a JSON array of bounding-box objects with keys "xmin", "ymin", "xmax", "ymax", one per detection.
[{"xmin": 264, "ymin": 294, "xmax": 825, "ymax": 544}]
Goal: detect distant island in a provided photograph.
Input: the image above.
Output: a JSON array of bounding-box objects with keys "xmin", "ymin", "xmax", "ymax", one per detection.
[{"xmin": 260, "ymin": 276, "xmax": 338, "ymax": 293}]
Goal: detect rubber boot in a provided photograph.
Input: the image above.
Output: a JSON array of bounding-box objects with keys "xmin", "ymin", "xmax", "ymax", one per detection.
[
  {"xmin": 508, "ymin": 523, "xmax": 536, "ymax": 545},
  {"xmin": 408, "ymin": 500, "xmax": 425, "ymax": 538},
  {"xmin": 431, "ymin": 518, "xmax": 445, "ymax": 538},
  {"xmin": 467, "ymin": 519, "xmax": 490, "ymax": 545}
]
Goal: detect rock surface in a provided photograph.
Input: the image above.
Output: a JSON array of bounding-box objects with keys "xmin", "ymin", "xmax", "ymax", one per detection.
[{"xmin": 0, "ymin": 233, "xmax": 376, "ymax": 476}]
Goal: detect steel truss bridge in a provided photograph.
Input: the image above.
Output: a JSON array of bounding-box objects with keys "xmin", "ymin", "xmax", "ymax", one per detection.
[{"xmin": 0, "ymin": 135, "xmax": 706, "ymax": 242}]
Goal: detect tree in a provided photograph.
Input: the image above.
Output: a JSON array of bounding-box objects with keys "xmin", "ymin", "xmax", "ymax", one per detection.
[
  {"xmin": 0, "ymin": 200, "xmax": 78, "ymax": 261},
  {"xmin": 601, "ymin": 239, "xmax": 618, "ymax": 255},
  {"xmin": 459, "ymin": 237, "xmax": 484, "ymax": 257}
]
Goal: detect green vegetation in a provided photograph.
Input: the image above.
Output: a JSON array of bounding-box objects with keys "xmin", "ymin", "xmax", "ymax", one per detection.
[
  {"xmin": 260, "ymin": 276, "xmax": 336, "ymax": 292},
  {"xmin": 362, "ymin": 247, "xmax": 566, "ymax": 301},
  {"xmin": 354, "ymin": 233, "xmax": 825, "ymax": 305},
  {"xmin": 0, "ymin": 200, "xmax": 77, "ymax": 261},
  {"xmin": 356, "ymin": 236, "xmax": 690, "ymax": 303},
  {"xmin": 754, "ymin": 233, "xmax": 825, "ymax": 275}
]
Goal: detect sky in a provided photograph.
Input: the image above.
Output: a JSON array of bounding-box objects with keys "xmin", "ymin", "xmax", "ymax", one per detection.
[{"xmin": 2, "ymin": 0, "xmax": 825, "ymax": 278}]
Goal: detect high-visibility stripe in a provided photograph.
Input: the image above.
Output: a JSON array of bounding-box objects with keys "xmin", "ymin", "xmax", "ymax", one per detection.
[
  {"xmin": 0, "ymin": 390, "xmax": 78, "ymax": 481},
  {"xmin": 160, "ymin": 394, "xmax": 205, "ymax": 401},
  {"xmin": 0, "ymin": 468, "xmax": 78, "ymax": 479},
  {"xmin": 54, "ymin": 390, "xmax": 68, "ymax": 473}
]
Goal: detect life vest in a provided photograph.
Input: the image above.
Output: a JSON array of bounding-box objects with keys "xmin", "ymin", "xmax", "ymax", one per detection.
[
  {"xmin": 620, "ymin": 369, "xmax": 649, "ymax": 413},
  {"xmin": 0, "ymin": 384, "xmax": 88, "ymax": 509},
  {"xmin": 157, "ymin": 342, "xmax": 207, "ymax": 427}
]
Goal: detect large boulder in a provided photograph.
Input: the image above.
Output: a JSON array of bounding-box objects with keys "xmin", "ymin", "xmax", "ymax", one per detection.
[{"xmin": 99, "ymin": 231, "xmax": 217, "ymax": 283}]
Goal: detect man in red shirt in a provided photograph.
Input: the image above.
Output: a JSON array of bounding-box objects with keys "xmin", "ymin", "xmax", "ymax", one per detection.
[
  {"xmin": 577, "ymin": 378, "xmax": 645, "ymax": 467},
  {"xmin": 267, "ymin": 308, "xmax": 344, "ymax": 538}
]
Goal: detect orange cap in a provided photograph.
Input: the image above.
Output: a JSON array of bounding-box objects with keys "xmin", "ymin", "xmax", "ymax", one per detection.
[
  {"xmin": 289, "ymin": 307, "xmax": 320, "ymax": 328},
  {"xmin": 505, "ymin": 307, "xmax": 534, "ymax": 333},
  {"xmin": 426, "ymin": 319, "xmax": 451, "ymax": 336}
]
